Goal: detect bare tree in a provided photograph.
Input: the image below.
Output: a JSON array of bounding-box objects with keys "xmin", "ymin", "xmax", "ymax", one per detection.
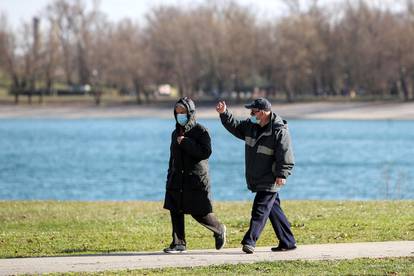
[
  {"xmin": 41, "ymin": 18, "xmax": 60, "ymax": 93},
  {"xmin": 0, "ymin": 16, "xmax": 36, "ymax": 104},
  {"xmin": 110, "ymin": 19, "xmax": 150, "ymax": 104},
  {"xmin": 3, "ymin": 0, "xmax": 414, "ymax": 103}
]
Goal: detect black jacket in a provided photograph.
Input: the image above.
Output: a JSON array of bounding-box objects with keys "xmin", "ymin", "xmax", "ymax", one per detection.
[
  {"xmin": 220, "ymin": 110, "xmax": 295, "ymax": 192},
  {"xmin": 163, "ymin": 97, "xmax": 213, "ymax": 215}
]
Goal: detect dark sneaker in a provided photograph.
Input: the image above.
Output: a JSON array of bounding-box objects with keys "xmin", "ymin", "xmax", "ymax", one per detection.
[
  {"xmin": 271, "ymin": 245, "xmax": 297, "ymax": 252},
  {"xmin": 214, "ymin": 224, "xmax": 226, "ymax": 250},
  {"xmin": 242, "ymin": 244, "xmax": 255, "ymax": 254},
  {"xmin": 163, "ymin": 244, "xmax": 187, "ymax": 253}
]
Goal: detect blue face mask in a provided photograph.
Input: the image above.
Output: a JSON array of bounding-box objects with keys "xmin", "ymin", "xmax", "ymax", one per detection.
[
  {"xmin": 177, "ymin": 114, "xmax": 188, "ymax": 126},
  {"xmin": 250, "ymin": 115, "xmax": 260, "ymax": 124}
]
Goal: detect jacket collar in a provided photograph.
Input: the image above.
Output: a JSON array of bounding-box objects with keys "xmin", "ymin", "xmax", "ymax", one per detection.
[
  {"xmin": 260, "ymin": 113, "xmax": 278, "ymax": 136},
  {"xmin": 255, "ymin": 113, "xmax": 284, "ymax": 141}
]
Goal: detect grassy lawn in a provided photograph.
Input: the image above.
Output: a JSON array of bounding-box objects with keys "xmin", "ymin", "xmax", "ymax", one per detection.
[
  {"xmin": 0, "ymin": 201, "xmax": 413, "ymax": 259},
  {"xmin": 50, "ymin": 257, "xmax": 414, "ymax": 275}
]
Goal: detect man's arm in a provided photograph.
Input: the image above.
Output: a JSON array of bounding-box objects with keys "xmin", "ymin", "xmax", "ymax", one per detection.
[
  {"xmin": 216, "ymin": 100, "xmax": 249, "ymax": 140},
  {"xmin": 274, "ymin": 128, "xmax": 295, "ymax": 180}
]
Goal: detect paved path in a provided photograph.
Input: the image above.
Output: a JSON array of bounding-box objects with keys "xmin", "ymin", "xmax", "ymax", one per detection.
[{"xmin": 1, "ymin": 241, "xmax": 413, "ymax": 275}]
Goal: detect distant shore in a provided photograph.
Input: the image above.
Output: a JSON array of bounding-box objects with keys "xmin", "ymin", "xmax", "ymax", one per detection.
[{"xmin": 0, "ymin": 101, "xmax": 414, "ymax": 120}]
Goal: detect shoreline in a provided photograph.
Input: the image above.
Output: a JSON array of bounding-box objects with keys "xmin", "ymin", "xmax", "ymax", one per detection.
[{"xmin": 0, "ymin": 101, "xmax": 414, "ymax": 120}]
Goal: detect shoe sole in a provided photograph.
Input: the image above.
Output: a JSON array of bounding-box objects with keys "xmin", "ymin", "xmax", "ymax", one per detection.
[
  {"xmin": 163, "ymin": 250, "xmax": 187, "ymax": 254},
  {"xmin": 271, "ymin": 246, "xmax": 297, "ymax": 252}
]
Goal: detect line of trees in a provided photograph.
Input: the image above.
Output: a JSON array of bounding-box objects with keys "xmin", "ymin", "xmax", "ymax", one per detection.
[{"xmin": 1, "ymin": 0, "xmax": 414, "ymax": 104}]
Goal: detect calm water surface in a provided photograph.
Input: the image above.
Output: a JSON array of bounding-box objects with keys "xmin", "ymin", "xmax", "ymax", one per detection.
[{"xmin": 0, "ymin": 118, "xmax": 413, "ymax": 200}]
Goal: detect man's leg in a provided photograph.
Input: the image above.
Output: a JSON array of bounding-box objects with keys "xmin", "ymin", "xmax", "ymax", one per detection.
[
  {"xmin": 241, "ymin": 191, "xmax": 277, "ymax": 247},
  {"xmin": 170, "ymin": 211, "xmax": 186, "ymax": 246},
  {"xmin": 269, "ymin": 193, "xmax": 296, "ymax": 249}
]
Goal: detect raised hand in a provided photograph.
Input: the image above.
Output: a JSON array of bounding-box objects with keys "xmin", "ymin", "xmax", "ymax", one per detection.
[
  {"xmin": 216, "ymin": 100, "xmax": 227, "ymax": 114},
  {"xmin": 275, "ymin": 178, "xmax": 286, "ymax": 186}
]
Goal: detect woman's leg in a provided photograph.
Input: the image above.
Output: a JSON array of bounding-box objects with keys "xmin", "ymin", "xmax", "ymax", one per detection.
[
  {"xmin": 192, "ymin": 212, "xmax": 226, "ymax": 250},
  {"xmin": 170, "ymin": 211, "xmax": 186, "ymax": 245},
  {"xmin": 191, "ymin": 213, "xmax": 223, "ymax": 235}
]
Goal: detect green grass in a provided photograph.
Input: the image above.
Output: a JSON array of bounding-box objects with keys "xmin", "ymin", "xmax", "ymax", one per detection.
[
  {"xmin": 0, "ymin": 201, "xmax": 413, "ymax": 259},
  {"xmin": 52, "ymin": 257, "xmax": 414, "ymax": 275}
]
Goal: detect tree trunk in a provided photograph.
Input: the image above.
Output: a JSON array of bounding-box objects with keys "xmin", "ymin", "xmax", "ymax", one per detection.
[
  {"xmin": 133, "ymin": 78, "xmax": 142, "ymax": 104},
  {"xmin": 12, "ymin": 76, "xmax": 20, "ymax": 105},
  {"xmin": 62, "ymin": 45, "xmax": 73, "ymax": 85},
  {"xmin": 285, "ymin": 72, "xmax": 294, "ymax": 103},
  {"xmin": 77, "ymin": 42, "xmax": 90, "ymax": 85},
  {"xmin": 38, "ymin": 90, "xmax": 43, "ymax": 104},
  {"xmin": 217, "ymin": 78, "xmax": 224, "ymax": 99},
  {"xmin": 399, "ymin": 67, "xmax": 409, "ymax": 101},
  {"xmin": 312, "ymin": 77, "xmax": 319, "ymax": 97},
  {"xmin": 14, "ymin": 91, "xmax": 19, "ymax": 104},
  {"xmin": 93, "ymin": 90, "xmax": 101, "ymax": 105},
  {"xmin": 144, "ymin": 90, "xmax": 151, "ymax": 103},
  {"xmin": 233, "ymin": 74, "xmax": 242, "ymax": 103}
]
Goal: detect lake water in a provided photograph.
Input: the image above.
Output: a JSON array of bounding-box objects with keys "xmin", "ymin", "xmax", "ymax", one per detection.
[{"xmin": 0, "ymin": 118, "xmax": 413, "ymax": 201}]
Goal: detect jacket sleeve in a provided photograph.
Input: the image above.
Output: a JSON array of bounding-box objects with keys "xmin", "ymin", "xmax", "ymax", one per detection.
[
  {"xmin": 274, "ymin": 128, "xmax": 295, "ymax": 179},
  {"xmin": 166, "ymin": 132, "xmax": 175, "ymax": 183},
  {"xmin": 178, "ymin": 129, "xmax": 212, "ymax": 160},
  {"xmin": 219, "ymin": 110, "xmax": 249, "ymax": 140}
]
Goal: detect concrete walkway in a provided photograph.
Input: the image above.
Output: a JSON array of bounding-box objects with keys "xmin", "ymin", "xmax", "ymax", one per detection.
[{"xmin": 1, "ymin": 241, "xmax": 413, "ymax": 275}]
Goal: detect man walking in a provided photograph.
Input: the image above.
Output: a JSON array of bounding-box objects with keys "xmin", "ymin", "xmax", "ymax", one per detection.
[{"xmin": 216, "ymin": 98, "xmax": 296, "ymax": 254}]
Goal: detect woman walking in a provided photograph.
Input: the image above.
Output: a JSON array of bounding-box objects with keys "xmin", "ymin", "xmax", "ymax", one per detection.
[{"xmin": 163, "ymin": 97, "xmax": 226, "ymax": 253}]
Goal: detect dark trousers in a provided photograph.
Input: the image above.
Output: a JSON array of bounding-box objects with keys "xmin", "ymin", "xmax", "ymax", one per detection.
[
  {"xmin": 242, "ymin": 191, "xmax": 296, "ymax": 248},
  {"xmin": 170, "ymin": 211, "xmax": 222, "ymax": 246}
]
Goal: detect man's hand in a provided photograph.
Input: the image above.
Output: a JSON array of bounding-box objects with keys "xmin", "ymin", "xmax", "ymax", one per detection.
[
  {"xmin": 275, "ymin": 178, "xmax": 286, "ymax": 186},
  {"xmin": 177, "ymin": 136, "xmax": 185, "ymax": 144},
  {"xmin": 216, "ymin": 100, "xmax": 227, "ymax": 114}
]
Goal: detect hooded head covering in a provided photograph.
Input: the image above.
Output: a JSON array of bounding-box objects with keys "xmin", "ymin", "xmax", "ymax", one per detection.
[{"xmin": 174, "ymin": 97, "xmax": 196, "ymax": 132}]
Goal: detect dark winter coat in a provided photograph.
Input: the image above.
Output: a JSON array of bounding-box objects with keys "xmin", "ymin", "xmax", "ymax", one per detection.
[
  {"xmin": 220, "ymin": 110, "xmax": 295, "ymax": 192},
  {"xmin": 163, "ymin": 97, "xmax": 213, "ymax": 215}
]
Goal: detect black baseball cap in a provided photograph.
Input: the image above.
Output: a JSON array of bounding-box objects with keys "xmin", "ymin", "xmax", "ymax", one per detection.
[{"xmin": 244, "ymin": 98, "xmax": 271, "ymax": 111}]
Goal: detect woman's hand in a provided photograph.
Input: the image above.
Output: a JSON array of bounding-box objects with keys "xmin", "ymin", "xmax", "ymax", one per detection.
[{"xmin": 177, "ymin": 136, "xmax": 185, "ymax": 144}]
